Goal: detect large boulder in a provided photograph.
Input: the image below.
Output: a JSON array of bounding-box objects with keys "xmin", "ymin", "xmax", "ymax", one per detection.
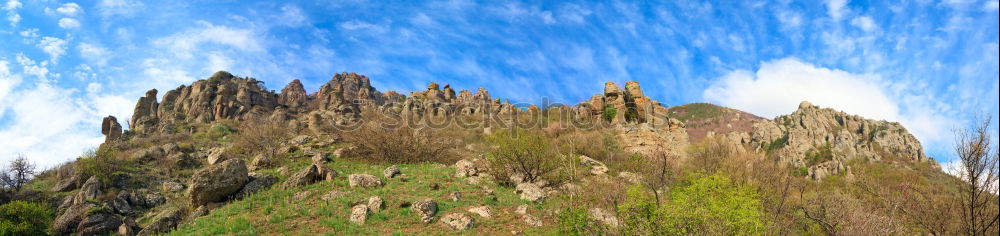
[
  {"xmin": 350, "ymin": 204, "xmax": 369, "ymax": 225},
  {"xmin": 52, "ymin": 203, "xmax": 96, "ymax": 234},
  {"xmin": 188, "ymin": 158, "xmax": 248, "ymax": 206},
  {"xmin": 383, "ymin": 165, "xmax": 401, "ymax": 179},
  {"xmin": 440, "ymin": 213, "xmax": 474, "ymax": 231},
  {"xmin": 137, "ymin": 208, "xmax": 184, "ymax": 236},
  {"xmin": 454, "ymin": 159, "xmax": 478, "ymax": 178},
  {"xmin": 76, "ymin": 210, "xmax": 122, "ymax": 235},
  {"xmin": 348, "ymin": 174, "xmax": 383, "ymax": 188},
  {"xmin": 234, "ymin": 173, "xmax": 277, "ymax": 199},
  {"xmin": 283, "ymin": 163, "xmax": 337, "ymax": 189},
  {"xmin": 413, "ymin": 199, "xmax": 438, "ymax": 223},
  {"xmin": 515, "ymin": 183, "xmax": 546, "ymax": 202}
]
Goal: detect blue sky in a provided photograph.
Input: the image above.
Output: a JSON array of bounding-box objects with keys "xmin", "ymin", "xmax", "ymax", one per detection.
[{"xmin": 1, "ymin": 0, "xmax": 998, "ymax": 170}]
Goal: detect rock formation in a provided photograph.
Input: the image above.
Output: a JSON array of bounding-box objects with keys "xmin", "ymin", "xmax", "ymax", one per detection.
[
  {"xmin": 746, "ymin": 101, "xmax": 931, "ymax": 180},
  {"xmin": 101, "ymin": 116, "xmax": 122, "ymax": 143}
]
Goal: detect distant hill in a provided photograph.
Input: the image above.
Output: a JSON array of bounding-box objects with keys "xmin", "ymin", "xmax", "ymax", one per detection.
[{"xmin": 667, "ymin": 103, "xmax": 764, "ymax": 143}]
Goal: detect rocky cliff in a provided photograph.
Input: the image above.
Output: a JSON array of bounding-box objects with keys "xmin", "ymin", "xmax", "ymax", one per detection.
[{"xmin": 745, "ymin": 101, "xmax": 931, "ymax": 180}]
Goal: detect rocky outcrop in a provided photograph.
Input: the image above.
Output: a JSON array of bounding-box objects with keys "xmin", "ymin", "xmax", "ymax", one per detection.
[
  {"xmin": 748, "ymin": 101, "xmax": 930, "ymax": 180},
  {"xmin": 279, "ymin": 79, "xmax": 309, "ymax": 109},
  {"xmin": 578, "ymin": 82, "xmax": 669, "ymax": 125},
  {"xmin": 101, "ymin": 116, "xmax": 123, "ymax": 143},
  {"xmin": 130, "ymin": 89, "xmax": 159, "ymax": 133},
  {"xmin": 187, "ymin": 158, "xmax": 249, "ymax": 206},
  {"xmin": 234, "ymin": 173, "xmax": 277, "ymax": 199}
]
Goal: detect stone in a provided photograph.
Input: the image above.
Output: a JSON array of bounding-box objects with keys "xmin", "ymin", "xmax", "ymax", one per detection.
[
  {"xmin": 350, "ymin": 204, "xmax": 369, "ymax": 225},
  {"xmin": 79, "ymin": 176, "xmax": 103, "ymax": 202},
  {"xmin": 311, "ymin": 153, "xmax": 330, "ymax": 163},
  {"xmin": 515, "ymin": 183, "xmax": 546, "ymax": 202},
  {"xmin": 514, "ymin": 205, "xmax": 529, "ymax": 215},
  {"xmin": 333, "ymin": 146, "xmax": 354, "ymax": 158},
  {"xmin": 206, "ymin": 147, "xmax": 229, "ymax": 165},
  {"xmin": 440, "ymin": 213, "xmax": 474, "ymax": 231},
  {"xmin": 129, "ymin": 89, "xmax": 159, "ymax": 133},
  {"xmin": 454, "ymin": 159, "xmax": 478, "ymax": 177},
  {"xmin": 321, "ymin": 191, "xmax": 344, "ymax": 201},
  {"xmin": 292, "ymin": 191, "xmax": 311, "ymax": 201},
  {"xmin": 467, "ymin": 206, "xmax": 493, "ymax": 218},
  {"xmin": 283, "ymin": 163, "xmax": 337, "ymax": 189},
  {"xmin": 109, "ymin": 196, "xmax": 132, "ymax": 215},
  {"xmin": 448, "ymin": 192, "xmax": 462, "ymax": 201},
  {"xmin": 52, "ymin": 203, "xmax": 95, "ymax": 234},
  {"xmin": 118, "ymin": 217, "xmax": 138, "ymax": 236},
  {"xmin": 348, "ymin": 174, "xmax": 383, "ymax": 188},
  {"xmin": 162, "ymin": 181, "xmax": 185, "ymax": 193},
  {"xmin": 137, "ymin": 208, "xmax": 184, "ymax": 236},
  {"xmin": 618, "ymin": 171, "xmax": 643, "ymax": 184},
  {"xmin": 234, "ymin": 173, "xmax": 277, "ymax": 199},
  {"xmin": 249, "ymin": 154, "xmax": 272, "ymax": 171},
  {"xmin": 579, "ymin": 155, "xmax": 609, "ymax": 175},
  {"xmin": 52, "ymin": 171, "xmax": 82, "ymax": 192},
  {"xmin": 367, "ymin": 196, "xmax": 384, "ymax": 212},
  {"xmin": 589, "ymin": 208, "xmax": 620, "ymax": 228},
  {"xmin": 522, "ymin": 214, "xmax": 543, "ymax": 227},
  {"xmin": 76, "ymin": 211, "xmax": 122, "ymax": 235},
  {"xmin": 101, "ymin": 115, "xmax": 123, "ymax": 143},
  {"xmin": 383, "ymin": 165, "xmax": 401, "ymax": 179},
  {"xmin": 413, "ymin": 199, "xmax": 438, "ymax": 223},
  {"xmin": 187, "ymin": 158, "xmax": 249, "ymax": 206}
]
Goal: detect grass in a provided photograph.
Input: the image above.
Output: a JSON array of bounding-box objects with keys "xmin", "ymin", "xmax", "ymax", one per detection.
[{"xmin": 169, "ymin": 158, "xmax": 561, "ymax": 235}]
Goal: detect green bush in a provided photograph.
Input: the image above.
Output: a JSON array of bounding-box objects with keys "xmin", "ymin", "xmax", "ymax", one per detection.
[
  {"xmin": 76, "ymin": 147, "xmax": 131, "ymax": 184},
  {"xmin": 0, "ymin": 201, "xmax": 53, "ymax": 236},
  {"xmin": 558, "ymin": 206, "xmax": 604, "ymax": 236},
  {"xmin": 805, "ymin": 143, "xmax": 834, "ymax": 166},
  {"xmin": 603, "ymin": 106, "xmax": 617, "ymax": 122},
  {"xmin": 485, "ymin": 129, "xmax": 564, "ymax": 186},
  {"xmin": 617, "ymin": 173, "xmax": 767, "ymax": 235}
]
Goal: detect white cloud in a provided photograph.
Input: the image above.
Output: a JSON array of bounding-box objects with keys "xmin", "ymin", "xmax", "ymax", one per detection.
[
  {"xmin": 0, "ymin": 60, "xmax": 19, "ymax": 119},
  {"xmin": 2, "ymin": 0, "xmax": 20, "ymax": 10},
  {"xmin": 6, "ymin": 12, "xmax": 18, "ymax": 26},
  {"xmin": 56, "ymin": 2, "xmax": 82, "ymax": 16},
  {"xmin": 850, "ymin": 16, "xmax": 877, "ymax": 32},
  {"xmin": 277, "ymin": 5, "xmax": 306, "ymax": 26},
  {"xmin": 984, "ymin": 0, "xmax": 999, "ymax": 11},
  {"xmin": 154, "ymin": 22, "xmax": 263, "ymax": 58},
  {"xmin": 825, "ymin": 0, "xmax": 849, "ymax": 20},
  {"xmin": 776, "ymin": 9, "xmax": 802, "ymax": 29},
  {"xmin": 15, "ymin": 53, "xmax": 50, "ymax": 81},
  {"xmin": 557, "ymin": 3, "xmax": 592, "ymax": 24},
  {"xmin": 703, "ymin": 58, "xmax": 955, "ymax": 159},
  {"xmin": 19, "ymin": 28, "xmax": 38, "ymax": 38},
  {"xmin": 97, "ymin": 0, "xmax": 143, "ymax": 18},
  {"xmin": 0, "ymin": 82, "xmax": 104, "ymax": 169},
  {"xmin": 78, "ymin": 42, "xmax": 110, "ymax": 66},
  {"xmin": 339, "ymin": 20, "xmax": 389, "ymax": 33},
  {"xmin": 37, "ymin": 37, "xmax": 69, "ymax": 64},
  {"xmin": 58, "ymin": 18, "xmax": 81, "ymax": 29}
]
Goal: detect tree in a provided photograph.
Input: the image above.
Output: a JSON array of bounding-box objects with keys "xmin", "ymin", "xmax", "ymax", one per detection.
[
  {"xmin": 953, "ymin": 115, "xmax": 1000, "ymax": 235},
  {"xmin": 3, "ymin": 155, "xmax": 35, "ymax": 192}
]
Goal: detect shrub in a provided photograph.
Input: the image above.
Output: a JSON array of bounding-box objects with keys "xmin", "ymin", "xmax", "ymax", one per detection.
[
  {"xmin": 603, "ymin": 106, "xmax": 617, "ymax": 122},
  {"xmin": 485, "ymin": 129, "xmax": 564, "ymax": 186},
  {"xmin": 617, "ymin": 173, "xmax": 767, "ymax": 235},
  {"xmin": 230, "ymin": 118, "xmax": 290, "ymax": 159},
  {"xmin": 75, "ymin": 147, "xmax": 131, "ymax": 184},
  {"xmin": 0, "ymin": 201, "xmax": 53, "ymax": 236},
  {"xmin": 344, "ymin": 121, "xmax": 458, "ymax": 164},
  {"xmin": 558, "ymin": 206, "xmax": 605, "ymax": 236}
]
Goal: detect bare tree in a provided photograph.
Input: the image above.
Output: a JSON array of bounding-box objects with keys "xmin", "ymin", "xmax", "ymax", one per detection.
[
  {"xmin": 5, "ymin": 154, "xmax": 37, "ymax": 192},
  {"xmin": 953, "ymin": 115, "xmax": 1000, "ymax": 235}
]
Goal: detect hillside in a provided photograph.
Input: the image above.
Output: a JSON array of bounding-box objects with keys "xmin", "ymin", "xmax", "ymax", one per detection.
[
  {"xmin": 0, "ymin": 72, "xmax": 988, "ymax": 235},
  {"xmin": 666, "ymin": 103, "xmax": 764, "ymax": 143}
]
